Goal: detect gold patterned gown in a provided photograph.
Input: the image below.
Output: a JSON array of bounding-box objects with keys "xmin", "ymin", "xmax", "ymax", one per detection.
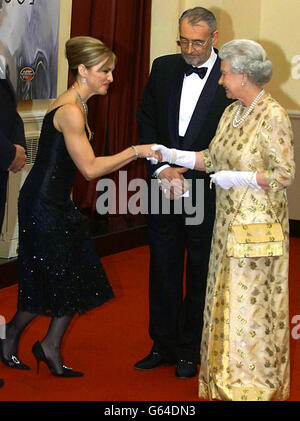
[{"xmin": 198, "ymin": 95, "xmax": 295, "ymax": 401}]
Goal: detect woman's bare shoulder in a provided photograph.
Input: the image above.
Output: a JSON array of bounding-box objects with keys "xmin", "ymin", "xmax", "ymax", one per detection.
[{"xmin": 52, "ymin": 103, "xmax": 84, "ymax": 131}]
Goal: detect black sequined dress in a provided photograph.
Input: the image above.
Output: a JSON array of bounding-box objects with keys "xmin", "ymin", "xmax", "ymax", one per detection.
[{"xmin": 17, "ymin": 107, "xmax": 114, "ymax": 317}]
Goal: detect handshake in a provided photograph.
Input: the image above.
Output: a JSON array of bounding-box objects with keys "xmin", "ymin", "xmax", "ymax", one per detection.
[
  {"xmin": 147, "ymin": 144, "xmax": 196, "ymax": 169},
  {"xmin": 147, "ymin": 144, "xmax": 261, "ymax": 192},
  {"xmin": 147, "ymin": 144, "xmax": 195, "ymax": 200}
]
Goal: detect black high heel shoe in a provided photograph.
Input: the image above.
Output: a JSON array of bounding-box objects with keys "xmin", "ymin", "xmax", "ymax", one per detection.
[
  {"xmin": 0, "ymin": 338, "xmax": 30, "ymax": 370},
  {"xmin": 32, "ymin": 341, "xmax": 84, "ymax": 378}
]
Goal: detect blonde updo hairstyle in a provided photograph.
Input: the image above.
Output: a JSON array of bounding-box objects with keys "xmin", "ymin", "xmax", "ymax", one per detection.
[
  {"xmin": 65, "ymin": 36, "xmax": 116, "ymax": 78},
  {"xmin": 219, "ymin": 39, "xmax": 272, "ymax": 86}
]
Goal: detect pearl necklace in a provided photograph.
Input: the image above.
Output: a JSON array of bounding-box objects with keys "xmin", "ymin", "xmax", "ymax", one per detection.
[
  {"xmin": 232, "ymin": 89, "xmax": 265, "ymax": 128},
  {"xmin": 72, "ymin": 85, "xmax": 88, "ymax": 116}
]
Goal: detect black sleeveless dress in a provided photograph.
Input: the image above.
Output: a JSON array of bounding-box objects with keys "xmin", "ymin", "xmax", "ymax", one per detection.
[{"xmin": 17, "ymin": 107, "xmax": 114, "ymax": 317}]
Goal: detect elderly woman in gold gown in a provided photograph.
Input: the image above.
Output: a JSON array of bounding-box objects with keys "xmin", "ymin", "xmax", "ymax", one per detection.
[{"xmin": 150, "ymin": 39, "xmax": 295, "ymax": 401}]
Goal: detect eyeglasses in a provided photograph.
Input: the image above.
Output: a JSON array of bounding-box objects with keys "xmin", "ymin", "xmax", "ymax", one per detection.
[{"xmin": 176, "ymin": 37, "xmax": 212, "ymax": 51}]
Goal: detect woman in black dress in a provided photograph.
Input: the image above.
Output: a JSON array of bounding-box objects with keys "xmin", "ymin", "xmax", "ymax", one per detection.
[{"xmin": 0, "ymin": 36, "xmax": 158, "ymax": 377}]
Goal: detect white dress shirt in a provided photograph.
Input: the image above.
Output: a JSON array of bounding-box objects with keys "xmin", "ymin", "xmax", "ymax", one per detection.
[
  {"xmin": 179, "ymin": 48, "xmax": 217, "ymax": 136},
  {"xmin": 154, "ymin": 48, "xmax": 217, "ymax": 178}
]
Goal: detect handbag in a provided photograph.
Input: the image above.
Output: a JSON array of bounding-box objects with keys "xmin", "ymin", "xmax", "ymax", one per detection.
[{"xmin": 226, "ymin": 175, "xmax": 284, "ymax": 258}]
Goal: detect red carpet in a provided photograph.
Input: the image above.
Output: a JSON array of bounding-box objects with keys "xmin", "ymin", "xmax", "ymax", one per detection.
[{"xmin": 0, "ymin": 239, "xmax": 300, "ymax": 402}]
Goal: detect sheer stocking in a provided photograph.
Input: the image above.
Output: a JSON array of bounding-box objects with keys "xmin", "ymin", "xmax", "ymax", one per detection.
[
  {"xmin": 2, "ymin": 311, "xmax": 37, "ymax": 359},
  {"xmin": 40, "ymin": 315, "xmax": 73, "ymax": 375}
]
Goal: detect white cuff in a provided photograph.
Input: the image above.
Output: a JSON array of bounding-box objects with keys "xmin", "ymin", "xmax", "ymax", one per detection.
[
  {"xmin": 153, "ymin": 164, "xmax": 170, "ymax": 179},
  {"xmin": 172, "ymin": 150, "xmax": 196, "ymax": 170}
]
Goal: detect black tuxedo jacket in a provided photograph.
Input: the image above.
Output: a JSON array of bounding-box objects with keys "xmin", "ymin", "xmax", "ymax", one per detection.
[
  {"xmin": 0, "ymin": 78, "xmax": 26, "ymax": 171},
  {"xmin": 137, "ymin": 51, "xmax": 232, "ymax": 184}
]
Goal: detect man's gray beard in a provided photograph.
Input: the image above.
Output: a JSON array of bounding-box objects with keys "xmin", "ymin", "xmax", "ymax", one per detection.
[{"xmin": 182, "ymin": 54, "xmax": 205, "ymax": 67}]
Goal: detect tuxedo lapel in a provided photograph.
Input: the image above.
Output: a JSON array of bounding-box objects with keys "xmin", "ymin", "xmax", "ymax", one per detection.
[{"xmin": 183, "ymin": 56, "xmax": 221, "ymax": 149}]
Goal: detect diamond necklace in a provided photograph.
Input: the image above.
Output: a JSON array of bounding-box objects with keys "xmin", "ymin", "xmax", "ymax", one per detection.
[
  {"xmin": 232, "ymin": 89, "xmax": 265, "ymax": 128},
  {"xmin": 72, "ymin": 85, "xmax": 88, "ymax": 116}
]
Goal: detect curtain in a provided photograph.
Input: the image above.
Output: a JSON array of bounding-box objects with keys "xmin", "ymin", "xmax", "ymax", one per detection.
[{"xmin": 70, "ymin": 0, "xmax": 152, "ymax": 214}]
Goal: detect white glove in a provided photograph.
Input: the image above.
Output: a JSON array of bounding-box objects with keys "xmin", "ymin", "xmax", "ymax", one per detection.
[
  {"xmin": 210, "ymin": 170, "xmax": 262, "ymax": 190},
  {"xmin": 150, "ymin": 144, "xmax": 196, "ymax": 170},
  {"xmin": 146, "ymin": 156, "xmax": 159, "ymax": 165}
]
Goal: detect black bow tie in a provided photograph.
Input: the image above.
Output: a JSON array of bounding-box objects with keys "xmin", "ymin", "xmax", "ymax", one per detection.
[{"xmin": 185, "ymin": 65, "xmax": 208, "ymax": 79}]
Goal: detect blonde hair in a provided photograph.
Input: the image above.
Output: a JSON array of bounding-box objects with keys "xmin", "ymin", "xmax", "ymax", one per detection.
[{"xmin": 65, "ymin": 36, "xmax": 116, "ymax": 77}]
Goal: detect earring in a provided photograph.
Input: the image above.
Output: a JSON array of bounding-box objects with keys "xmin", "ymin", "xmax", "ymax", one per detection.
[
  {"xmin": 81, "ymin": 77, "xmax": 86, "ymax": 84},
  {"xmin": 241, "ymin": 81, "xmax": 246, "ymax": 87}
]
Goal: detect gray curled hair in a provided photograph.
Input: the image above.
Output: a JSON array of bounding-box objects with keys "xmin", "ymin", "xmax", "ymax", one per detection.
[{"xmin": 219, "ymin": 39, "xmax": 273, "ymax": 85}]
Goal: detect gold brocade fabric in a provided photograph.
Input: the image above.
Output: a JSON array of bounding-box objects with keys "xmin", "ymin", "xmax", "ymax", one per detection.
[{"xmin": 198, "ymin": 96, "xmax": 295, "ymax": 401}]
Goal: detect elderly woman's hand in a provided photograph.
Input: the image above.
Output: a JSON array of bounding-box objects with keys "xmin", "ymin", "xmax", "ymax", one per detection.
[{"xmin": 210, "ymin": 170, "xmax": 262, "ymax": 190}]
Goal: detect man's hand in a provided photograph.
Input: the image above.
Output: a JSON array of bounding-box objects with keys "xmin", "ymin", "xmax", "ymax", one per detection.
[
  {"xmin": 8, "ymin": 144, "xmax": 27, "ymax": 173},
  {"xmin": 159, "ymin": 167, "xmax": 189, "ymax": 200}
]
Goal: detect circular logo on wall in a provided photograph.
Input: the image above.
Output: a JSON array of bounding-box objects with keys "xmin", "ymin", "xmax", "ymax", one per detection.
[{"xmin": 19, "ymin": 67, "xmax": 35, "ymax": 81}]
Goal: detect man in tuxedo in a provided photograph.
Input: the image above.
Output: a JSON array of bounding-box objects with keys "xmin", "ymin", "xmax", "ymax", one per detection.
[
  {"xmin": 135, "ymin": 7, "xmax": 233, "ymax": 378},
  {"xmin": 0, "ymin": 77, "xmax": 26, "ymax": 226},
  {"xmin": 0, "ymin": 76, "xmax": 27, "ymax": 388}
]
